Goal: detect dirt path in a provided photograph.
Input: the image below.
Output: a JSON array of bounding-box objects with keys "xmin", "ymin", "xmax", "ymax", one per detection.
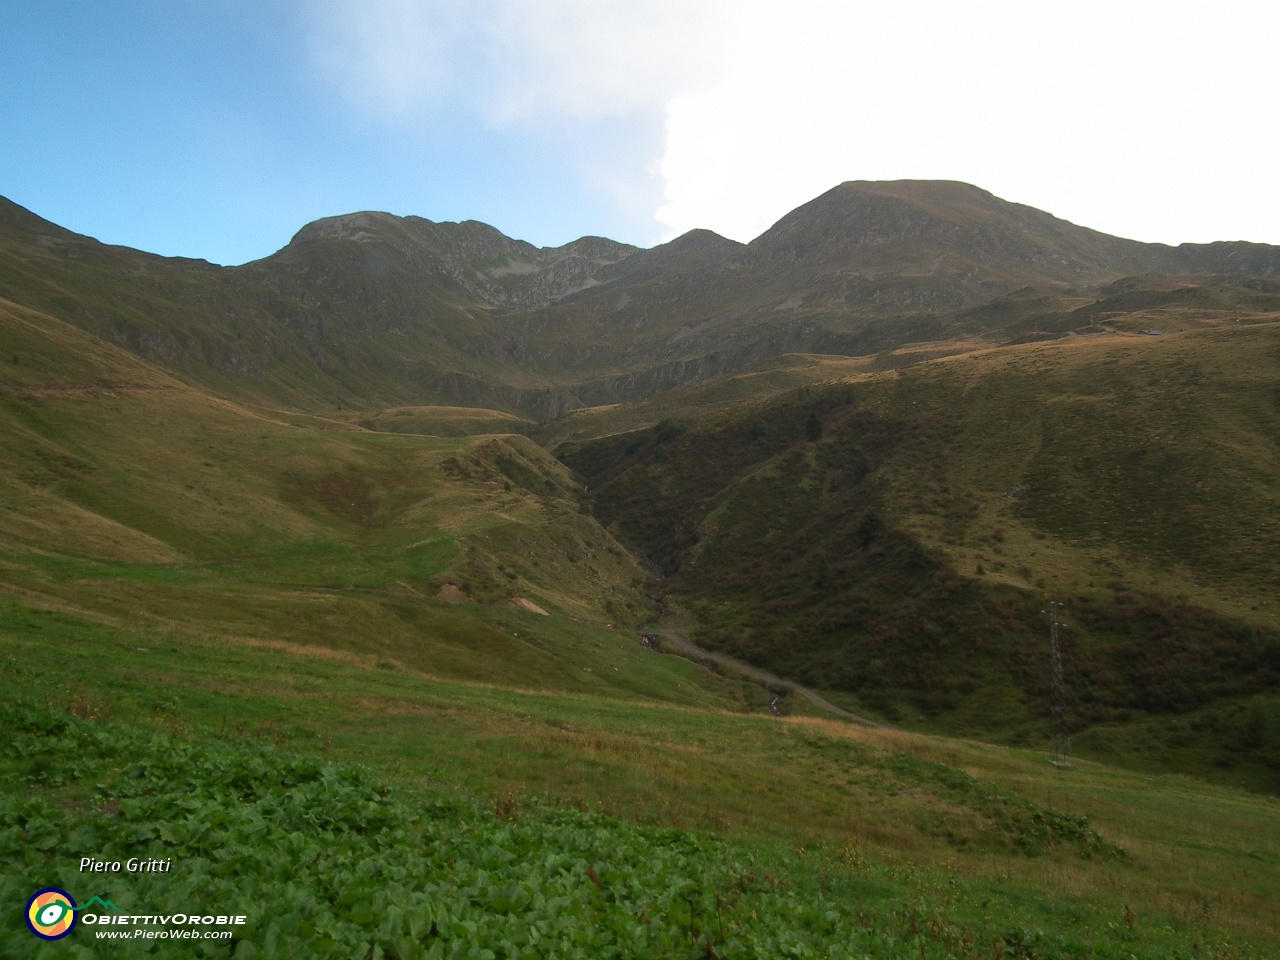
[{"xmin": 641, "ymin": 617, "xmax": 890, "ymax": 729}]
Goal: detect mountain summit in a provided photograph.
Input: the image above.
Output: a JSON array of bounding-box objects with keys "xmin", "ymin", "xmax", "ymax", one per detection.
[
  {"xmin": 280, "ymin": 211, "xmax": 637, "ymax": 311},
  {"xmin": 748, "ymin": 180, "xmax": 1280, "ymax": 282}
]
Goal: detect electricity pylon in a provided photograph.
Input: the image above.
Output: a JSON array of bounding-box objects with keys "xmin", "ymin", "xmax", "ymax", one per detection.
[{"xmin": 1044, "ymin": 601, "xmax": 1074, "ymax": 769}]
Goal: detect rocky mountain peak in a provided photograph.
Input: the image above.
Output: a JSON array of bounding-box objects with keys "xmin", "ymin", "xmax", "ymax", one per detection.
[{"xmin": 289, "ymin": 211, "xmax": 407, "ymax": 246}]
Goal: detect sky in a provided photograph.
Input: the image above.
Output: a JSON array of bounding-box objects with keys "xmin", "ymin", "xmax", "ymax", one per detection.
[{"xmin": 2, "ymin": 0, "xmax": 1278, "ymax": 265}]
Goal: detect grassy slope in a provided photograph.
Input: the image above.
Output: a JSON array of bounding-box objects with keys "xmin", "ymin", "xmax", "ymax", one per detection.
[
  {"xmin": 342, "ymin": 405, "xmax": 536, "ymax": 438},
  {"xmin": 878, "ymin": 327, "xmax": 1280, "ymax": 617},
  {"xmin": 5, "ymin": 194, "xmax": 1280, "ymax": 953},
  {"xmin": 558, "ymin": 322, "xmax": 1280, "ymax": 792},
  {"xmin": 507, "ymin": 183, "xmax": 1280, "ymax": 398},
  {"xmin": 4, "ymin": 605, "xmax": 1279, "ymax": 955},
  {"xmin": 0, "ymin": 198, "xmax": 558, "ymax": 416},
  {"xmin": 1, "ymin": 297, "xmax": 743, "ymax": 707},
  {"xmin": 533, "ymin": 277, "xmax": 1280, "ymax": 451},
  {"xmin": 951, "ymin": 275, "xmax": 1280, "ymax": 344},
  {"xmin": 2, "ymin": 302, "xmax": 1279, "ymax": 955},
  {"xmin": 6, "ymin": 189, "xmax": 1280, "ymax": 422},
  {"xmin": 533, "ymin": 341, "xmax": 995, "ymax": 450}
]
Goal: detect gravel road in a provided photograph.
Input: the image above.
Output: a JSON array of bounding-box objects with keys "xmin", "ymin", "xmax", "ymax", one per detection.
[{"xmin": 640, "ymin": 618, "xmax": 890, "ymax": 729}]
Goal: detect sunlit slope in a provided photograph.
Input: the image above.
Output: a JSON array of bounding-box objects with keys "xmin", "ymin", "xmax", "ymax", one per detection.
[
  {"xmin": 535, "ymin": 272, "xmax": 1280, "ymax": 451},
  {"xmin": 534, "ymin": 344, "xmax": 994, "ymax": 449},
  {"xmin": 868, "ymin": 325, "xmax": 1280, "ymax": 607},
  {"xmin": 950, "ymin": 273, "xmax": 1280, "ymax": 343},
  {"xmin": 344, "ymin": 404, "xmax": 536, "ymax": 437},
  {"xmin": 560, "ymin": 324, "xmax": 1280, "ymax": 789},
  {"xmin": 5, "ymin": 605, "xmax": 1280, "ymax": 954},
  {"xmin": 0, "ymin": 297, "xmax": 695, "ymax": 699}
]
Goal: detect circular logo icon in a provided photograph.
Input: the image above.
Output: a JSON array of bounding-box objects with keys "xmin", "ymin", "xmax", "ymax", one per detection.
[{"xmin": 26, "ymin": 888, "xmax": 77, "ymax": 940}]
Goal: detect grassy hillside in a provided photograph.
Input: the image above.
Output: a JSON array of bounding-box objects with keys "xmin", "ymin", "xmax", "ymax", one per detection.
[
  {"xmin": 559, "ymin": 322, "xmax": 1280, "ymax": 791},
  {"xmin": 6, "ymin": 185, "xmax": 1280, "ymax": 422},
  {"xmin": 1, "ymin": 296, "xmax": 741, "ymax": 708},
  {"xmin": 528, "ymin": 273, "xmax": 1280, "ymax": 443},
  {"xmin": 533, "ymin": 342, "xmax": 998, "ymax": 450},
  {"xmin": 4, "ymin": 605, "xmax": 1279, "ymax": 956},
  {"xmin": 341, "ymin": 405, "xmax": 535, "ymax": 438},
  {"xmin": 0, "ymin": 197, "xmax": 565, "ymax": 416},
  {"xmin": 951, "ymin": 274, "xmax": 1280, "ymax": 344},
  {"xmin": 506, "ymin": 183, "xmax": 1280, "ymax": 402},
  {"xmin": 6, "ymin": 185, "xmax": 1280, "ymax": 955}
]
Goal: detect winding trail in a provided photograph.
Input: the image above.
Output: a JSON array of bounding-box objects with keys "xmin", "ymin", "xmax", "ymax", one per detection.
[{"xmin": 641, "ymin": 616, "xmax": 891, "ymax": 729}]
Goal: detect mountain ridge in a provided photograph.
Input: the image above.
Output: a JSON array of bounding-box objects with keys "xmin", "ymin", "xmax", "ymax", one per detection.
[
  {"xmin": 281, "ymin": 210, "xmax": 639, "ymax": 311},
  {"xmin": 3, "ymin": 181, "xmax": 1280, "ymax": 418}
]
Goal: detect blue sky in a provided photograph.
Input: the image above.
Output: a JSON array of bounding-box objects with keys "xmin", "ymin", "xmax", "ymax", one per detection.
[
  {"xmin": 1, "ymin": 2, "xmax": 669, "ymax": 263},
  {"xmin": 3, "ymin": 1, "xmax": 1278, "ymax": 266}
]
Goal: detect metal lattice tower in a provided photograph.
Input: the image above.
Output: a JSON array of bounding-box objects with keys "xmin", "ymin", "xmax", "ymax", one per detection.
[{"xmin": 1044, "ymin": 601, "xmax": 1074, "ymax": 769}]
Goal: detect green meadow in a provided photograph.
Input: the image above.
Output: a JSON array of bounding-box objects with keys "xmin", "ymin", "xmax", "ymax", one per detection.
[
  {"xmin": 4, "ymin": 294, "xmax": 1280, "ymax": 956},
  {"xmin": 4, "ymin": 600, "xmax": 1280, "ymax": 956},
  {"xmin": 558, "ymin": 323, "xmax": 1280, "ymax": 793}
]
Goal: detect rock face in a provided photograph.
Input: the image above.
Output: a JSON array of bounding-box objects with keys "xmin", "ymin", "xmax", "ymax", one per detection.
[
  {"xmin": 283, "ymin": 212, "xmax": 638, "ymax": 311},
  {"xmin": 2, "ymin": 181, "xmax": 1279, "ymax": 417},
  {"xmin": 437, "ymin": 584, "xmax": 472, "ymax": 604}
]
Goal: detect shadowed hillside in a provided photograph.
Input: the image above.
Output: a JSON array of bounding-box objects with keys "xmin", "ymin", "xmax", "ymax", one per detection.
[
  {"xmin": 558, "ymin": 323, "xmax": 1280, "ymax": 792},
  {"xmin": 0, "ymin": 197, "xmax": 602, "ymax": 416},
  {"xmin": 507, "ymin": 181, "xmax": 1280, "ymax": 402},
  {"xmin": 5, "ymin": 182, "xmax": 1280, "ymax": 419}
]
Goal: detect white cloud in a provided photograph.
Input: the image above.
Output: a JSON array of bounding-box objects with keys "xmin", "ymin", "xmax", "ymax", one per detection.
[
  {"xmin": 306, "ymin": 0, "xmax": 725, "ymax": 241},
  {"xmin": 307, "ymin": 0, "xmax": 462, "ymax": 115},
  {"xmin": 307, "ymin": 1, "xmax": 1280, "ymax": 246},
  {"xmin": 655, "ymin": 1, "xmax": 1280, "ymax": 245},
  {"xmin": 307, "ymin": 0, "xmax": 721, "ymax": 124},
  {"xmin": 477, "ymin": 0, "xmax": 722, "ymax": 123}
]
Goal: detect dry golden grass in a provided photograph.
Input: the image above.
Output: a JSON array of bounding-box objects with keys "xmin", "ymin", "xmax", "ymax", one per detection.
[
  {"xmin": 342, "ymin": 404, "xmax": 535, "ymax": 437},
  {"xmin": 535, "ymin": 353, "xmax": 881, "ymax": 447},
  {"xmin": 0, "ymin": 298, "xmax": 659, "ymax": 696},
  {"xmin": 779, "ymin": 712, "xmax": 1280, "ymax": 941},
  {"xmin": 842, "ymin": 323, "xmax": 1280, "ymax": 624}
]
